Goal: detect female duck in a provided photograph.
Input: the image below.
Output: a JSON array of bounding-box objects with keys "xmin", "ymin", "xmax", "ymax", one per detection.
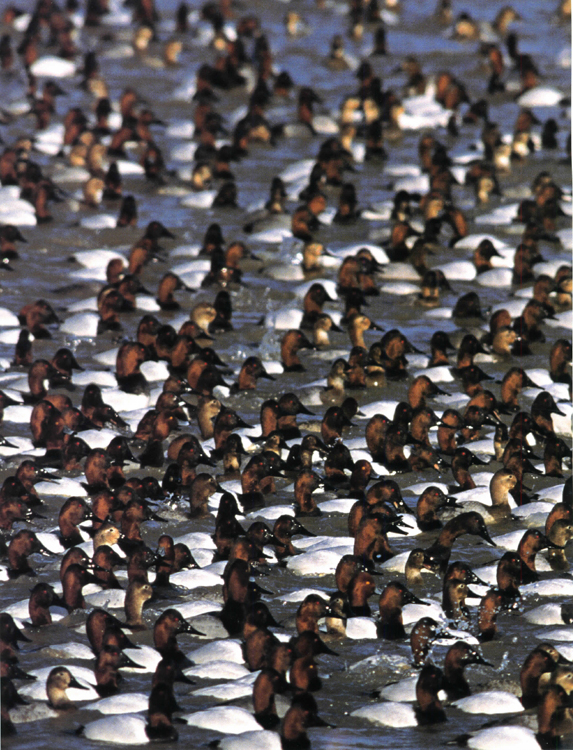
[
  {"xmin": 454, "ymin": 468, "xmax": 518, "ymax": 522},
  {"xmin": 12, "ymin": 666, "xmax": 90, "ymax": 723}
]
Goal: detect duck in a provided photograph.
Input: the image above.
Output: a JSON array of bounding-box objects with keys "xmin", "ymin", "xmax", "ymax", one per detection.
[
  {"xmin": 12, "ymin": 667, "xmax": 92, "ymax": 722},
  {"xmin": 451, "ymin": 468, "xmax": 518, "ymax": 521},
  {"xmin": 425, "ymin": 512, "xmax": 497, "ymax": 574},
  {"xmin": 351, "ymin": 664, "xmax": 447, "ymax": 726},
  {"xmin": 376, "ymin": 639, "xmax": 491, "ymax": 703},
  {"xmin": 212, "ymin": 692, "xmax": 331, "ymax": 750},
  {"xmin": 454, "ymin": 642, "xmax": 569, "ymax": 719},
  {"xmin": 405, "ymin": 548, "xmax": 441, "ymax": 586},
  {"xmin": 377, "ymin": 580, "xmax": 428, "ymax": 638},
  {"xmin": 4, "ymin": 513, "xmax": 51, "ymax": 568},
  {"xmin": 81, "ymin": 683, "xmax": 179, "ymax": 743}
]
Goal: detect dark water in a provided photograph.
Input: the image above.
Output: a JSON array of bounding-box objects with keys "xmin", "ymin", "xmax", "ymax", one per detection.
[{"xmin": 0, "ymin": 0, "xmax": 571, "ymax": 748}]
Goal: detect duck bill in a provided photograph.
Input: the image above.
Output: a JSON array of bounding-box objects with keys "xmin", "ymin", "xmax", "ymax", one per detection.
[
  {"xmin": 475, "ymin": 655, "xmax": 494, "ymax": 667},
  {"xmin": 422, "ymin": 554, "xmax": 441, "ymax": 573},
  {"xmin": 119, "ymin": 651, "xmax": 147, "ymax": 669},
  {"xmin": 37, "ymin": 540, "xmax": 55, "ymax": 556},
  {"xmin": 178, "ymin": 620, "xmax": 205, "ymax": 636},
  {"xmin": 178, "ymin": 671, "xmax": 197, "ymax": 685},
  {"xmin": 368, "ymin": 321, "xmax": 384, "ymax": 332},
  {"xmin": 13, "ymin": 625, "xmax": 32, "ymax": 644},
  {"xmin": 265, "ymin": 611, "xmax": 282, "ymax": 628},
  {"xmin": 368, "ymin": 567, "xmax": 385, "ymax": 576},
  {"xmin": 298, "ymin": 404, "xmax": 315, "ymax": 416},
  {"xmin": 467, "ymin": 571, "xmax": 489, "ymax": 587},
  {"xmin": 405, "ymin": 340, "xmax": 424, "ymax": 354},
  {"xmin": 253, "ymin": 582, "xmax": 274, "ymax": 596},
  {"xmin": 120, "ymin": 632, "xmax": 140, "ymax": 650},
  {"xmin": 51, "ymin": 592, "xmax": 68, "ymax": 609},
  {"xmin": 435, "ymin": 628, "xmax": 457, "ymax": 641},
  {"xmin": 523, "ymin": 374, "xmax": 541, "ymax": 388},
  {"xmin": 68, "ymin": 675, "xmax": 89, "ymax": 690},
  {"xmin": 36, "ymin": 469, "xmax": 61, "ymax": 482},
  {"xmin": 404, "ymin": 590, "xmax": 429, "ymax": 606},
  {"xmin": 433, "ymin": 385, "xmax": 450, "ymax": 396},
  {"xmin": 107, "ymin": 412, "xmax": 128, "ymax": 430},
  {"xmin": 293, "ymin": 522, "xmax": 316, "ymax": 537},
  {"xmin": 471, "ymin": 453, "xmax": 489, "ymax": 466},
  {"xmin": 479, "ymin": 528, "xmax": 497, "ymax": 546},
  {"xmin": 387, "ymin": 519, "xmax": 410, "ymax": 536}
]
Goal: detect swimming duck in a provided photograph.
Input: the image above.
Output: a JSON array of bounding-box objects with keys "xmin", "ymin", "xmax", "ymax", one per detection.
[
  {"xmin": 352, "ymin": 664, "xmax": 447, "ymax": 726},
  {"xmin": 82, "ymin": 683, "xmax": 180, "ymax": 743},
  {"xmin": 30, "ymin": 666, "xmax": 90, "ymax": 715},
  {"xmin": 425, "ymin": 512, "xmax": 497, "ymax": 574},
  {"xmin": 378, "ymin": 581, "xmax": 428, "ymax": 638}
]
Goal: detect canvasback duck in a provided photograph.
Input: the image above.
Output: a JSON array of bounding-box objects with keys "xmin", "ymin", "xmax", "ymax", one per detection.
[
  {"xmin": 352, "ymin": 664, "xmax": 447, "ymax": 727},
  {"xmin": 426, "ymin": 512, "xmax": 497, "ymax": 573},
  {"xmin": 6, "ymin": 529, "xmax": 51, "ymax": 578},
  {"xmin": 416, "ymin": 486, "xmax": 457, "ymax": 531},
  {"xmin": 82, "ymin": 683, "xmax": 180, "ymax": 743},
  {"xmin": 442, "ymin": 579, "xmax": 479, "ymax": 624},
  {"xmin": 27, "ymin": 582, "xmax": 65, "ymax": 627},
  {"xmin": 405, "ymin": 548, "xmax": 440, "ymax": 587},
  {"xmin": 0, "ymin": 3, "xmax": 569, "ymax": 748},
  {"xmin": 289, "ymin": 630, "xmax": 337, "ymax": 692},
  {"xmin": 517, "ymin": 529, "xmax": 559, "ymax": 584},
  {"xmin": 378, "ymin": 580, "xmax": 427, "ymax": 639},
  {"xmin": 354, "ymin": 512, "xmax": 408, "ymax": 565},
  {"xmin": 410, "ymin": 617, "xmax": 445, "ymax": 667},
  {"xmin": 280, "ymin": 330, "xmax": 314, "ymax": 373},
  {"xmin": 45, "ymin": 666, "xmax": 89, "ymax": 710},
  {"xmin": 61, "ymin": 563, "xmax": 99, "ymax": 611},
  {"xmin": 295, "ymin": 594, "xmax": 330, "ymax": 634},
  {"xmin": 477, "ymin": 588, "xmax": 507, "ymax": 642},
  {"xmin": 153, "ymin": 608, "xmax": 202, "ymax": 665}
]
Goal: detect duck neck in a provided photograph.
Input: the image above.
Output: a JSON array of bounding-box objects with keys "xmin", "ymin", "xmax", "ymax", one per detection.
[{"xmin": 443, "ymin": 660, "xmax": 470, "ymax": 699}]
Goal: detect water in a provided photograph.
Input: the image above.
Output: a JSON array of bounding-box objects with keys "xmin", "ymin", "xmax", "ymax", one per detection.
[{"xmin": 0, "ymin": 0, "xmax": 571, "ymax": 748}]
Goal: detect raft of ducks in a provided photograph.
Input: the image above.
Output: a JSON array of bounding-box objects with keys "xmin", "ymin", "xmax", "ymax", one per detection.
[{"xmin": 0, "ymin": 0, "xmax": 571, "ymax": 748}]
